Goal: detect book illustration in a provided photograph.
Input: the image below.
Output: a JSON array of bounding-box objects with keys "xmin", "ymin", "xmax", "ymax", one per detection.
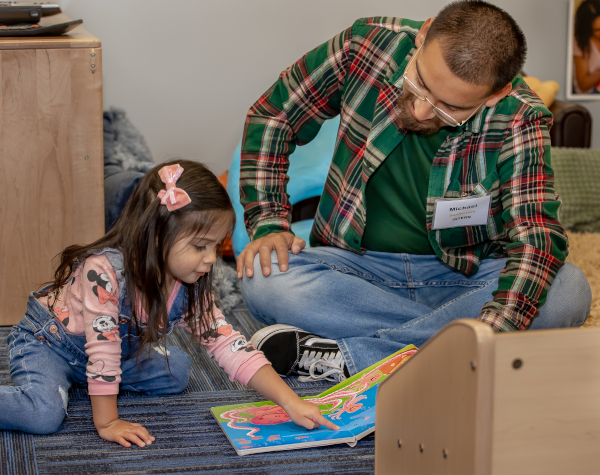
[
  {"xmin": 212, "ymin": 345, "xmax": 417, "ymax": 454},
  {"xmin": 220, "ymin": 371, "xmax": 376, "ymax": 437}
]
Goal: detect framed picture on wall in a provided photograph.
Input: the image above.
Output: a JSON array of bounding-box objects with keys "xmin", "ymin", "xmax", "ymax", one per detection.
[{"xmin": 567, "ymin": 0, "xmax": 600, "ymax": 99}]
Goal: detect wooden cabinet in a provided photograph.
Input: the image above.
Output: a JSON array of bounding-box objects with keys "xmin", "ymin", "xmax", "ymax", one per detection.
[
  {"xmin": 0, "ymin": 15, "xmax": 104, "ymax": 325},
  {"xmin": 376, "ymin": 320, "xmax": 600, "ymax": 475}
]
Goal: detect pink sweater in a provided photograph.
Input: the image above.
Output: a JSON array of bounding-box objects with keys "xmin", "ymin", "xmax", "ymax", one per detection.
[{"xmin": 38, "ymin": 254, "xmax": 270, "ymax": 395}]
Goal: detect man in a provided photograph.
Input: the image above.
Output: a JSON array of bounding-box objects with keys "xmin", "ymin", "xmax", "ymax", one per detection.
[{"xmin": 237, "ymin": 1, "xmax": 592, "ymax": 382}]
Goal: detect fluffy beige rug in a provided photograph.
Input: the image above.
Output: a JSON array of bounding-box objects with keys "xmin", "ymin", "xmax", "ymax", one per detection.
[{"xmin": 566, "ymin": 232, "xmax": 600, "ymax": 328}]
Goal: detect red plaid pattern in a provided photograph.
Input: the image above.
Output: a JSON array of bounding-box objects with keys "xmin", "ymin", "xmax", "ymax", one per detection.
[{"xmin": 241, "ymin": 17, "xmax": 568, "ymax": 332}]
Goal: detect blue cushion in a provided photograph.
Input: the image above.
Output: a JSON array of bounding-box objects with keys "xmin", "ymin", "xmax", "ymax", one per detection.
[{"xmin": 227, "ymin": 116, "xmax": 340, "ymax": 257}]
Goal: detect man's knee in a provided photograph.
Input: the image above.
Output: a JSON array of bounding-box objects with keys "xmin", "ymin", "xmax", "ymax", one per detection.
[
  {"xmin": 240, "ymin": 250, "xmax": 317, "ymax": 327},
  {"xmin": 559, "ymin": 262, "xmax": 592, "ymax": 325},
  {"xmin": 240, "ymin": 252, "xmax": 282, "ymax": 315},
  {"xmin": 240, "ymin": 252, "xmax": 270, "ymax": 288},
  {"xmin": 541, "ymin": 262, "xmax": 591, "ymax": 328}
]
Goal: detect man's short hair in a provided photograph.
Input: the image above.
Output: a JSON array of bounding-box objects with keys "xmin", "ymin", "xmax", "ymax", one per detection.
[{"xmin": 427, "ymin": 0, "xmax": 527, "ymax": 93}]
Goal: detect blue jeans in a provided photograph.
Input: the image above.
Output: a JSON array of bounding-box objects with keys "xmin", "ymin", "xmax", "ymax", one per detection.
[
  {"xmin": 0, "ymin": 297, "xmax": 191, "ymax": 434},
  {"xmin": 241, "ymin": 247, "xmax": 591, "ymax": 375}
]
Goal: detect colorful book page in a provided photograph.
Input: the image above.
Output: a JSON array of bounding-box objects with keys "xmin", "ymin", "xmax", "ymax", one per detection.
[{"xmin": 212, "ymin": 344, "xmax": 417, "ymax": 454}]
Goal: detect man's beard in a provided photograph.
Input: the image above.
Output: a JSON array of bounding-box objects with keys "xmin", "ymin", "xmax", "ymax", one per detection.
[{"xmin": 395, "ymin": 90, "xmax": 445, "ymax": 135}]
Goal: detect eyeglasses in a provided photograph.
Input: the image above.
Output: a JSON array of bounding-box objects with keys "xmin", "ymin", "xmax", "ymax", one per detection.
[{"xmin": 401, "ymin": 43, "xmax": 487, "ymax": 127}]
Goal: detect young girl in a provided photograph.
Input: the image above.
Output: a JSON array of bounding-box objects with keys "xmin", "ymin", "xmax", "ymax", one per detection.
[{"xmin": 0, "ymin": 159, "xmax": 337, "ymax": 447}]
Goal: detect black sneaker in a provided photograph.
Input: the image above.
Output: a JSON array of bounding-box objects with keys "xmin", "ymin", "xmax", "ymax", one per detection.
[{"xmin": 250, "ymin": 324, "xmax": 350, "ymax": 383}]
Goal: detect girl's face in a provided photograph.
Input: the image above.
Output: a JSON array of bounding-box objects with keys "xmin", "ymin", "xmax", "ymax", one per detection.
[{"xmin": 165, "ymin": 218, "xmax": 230, "ymax": 287}]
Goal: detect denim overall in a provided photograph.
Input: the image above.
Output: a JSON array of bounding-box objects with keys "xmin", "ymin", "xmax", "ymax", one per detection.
[{"xmin": 0, "ymin": 248, "xmax": 191, "ymax": 434}]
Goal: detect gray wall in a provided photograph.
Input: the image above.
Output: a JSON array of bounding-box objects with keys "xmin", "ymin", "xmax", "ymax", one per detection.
[{"xmin": 61, "ymin": 0, "xmax": 587, "ymax": 175}]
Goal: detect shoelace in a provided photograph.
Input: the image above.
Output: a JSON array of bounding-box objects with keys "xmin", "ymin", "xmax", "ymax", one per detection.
[{"xmin": 297, "ymin": 349, "xmax": 347, "ymax": 382}]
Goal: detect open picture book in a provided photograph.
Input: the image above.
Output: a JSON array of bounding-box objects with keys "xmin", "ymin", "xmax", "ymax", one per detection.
[{"xmin": 211, "ymin": 344, "xmax": 417, "ymax": 455}]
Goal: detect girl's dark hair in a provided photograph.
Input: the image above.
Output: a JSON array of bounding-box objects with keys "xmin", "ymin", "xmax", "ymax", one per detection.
[
  {"xmin": 42, "ymin": 159, "xmax": 235, "ymax": 352},
  {"xmin": 575, "ymin": 0, "xmax": 600, "ymax": 55}
]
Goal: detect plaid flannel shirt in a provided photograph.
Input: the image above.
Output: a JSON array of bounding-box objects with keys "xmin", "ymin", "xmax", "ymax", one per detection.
[{"xmin": 240, "ymin": 17, "xmax": 568, "ymax": 332}]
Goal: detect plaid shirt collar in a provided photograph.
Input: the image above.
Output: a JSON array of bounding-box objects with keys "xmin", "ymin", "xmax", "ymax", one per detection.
[{"xmin": 363, "ymin": 46, "xmax": 489, "ymax": 176}]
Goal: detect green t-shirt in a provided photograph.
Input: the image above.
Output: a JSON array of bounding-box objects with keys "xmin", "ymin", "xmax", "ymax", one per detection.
[{"xmin": 362, "ymin": 129, "xmax": 450, "ymax": 254}]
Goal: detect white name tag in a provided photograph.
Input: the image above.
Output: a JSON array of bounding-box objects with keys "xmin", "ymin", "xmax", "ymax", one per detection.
[{"xmin": 432, "ymin": 195, "xmax": 491, "ymax": 230}]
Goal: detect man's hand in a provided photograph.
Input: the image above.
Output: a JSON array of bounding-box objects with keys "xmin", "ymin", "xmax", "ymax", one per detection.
[
  {"xmin": 282, "ymin": 398, "xmax": 339, "ymax": 431},
  {"xmin": 96, "ymin": 419, "xmax": 155, "ymax": 448},
  {"xmin": 237, "ymin": 231, "xmax": 306, "ymax": 279}
]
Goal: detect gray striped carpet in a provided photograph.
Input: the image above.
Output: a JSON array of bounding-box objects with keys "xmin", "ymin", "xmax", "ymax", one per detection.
[{"xmin": 0, "ymin": 305, "xmax": 375, "ymax": 475}]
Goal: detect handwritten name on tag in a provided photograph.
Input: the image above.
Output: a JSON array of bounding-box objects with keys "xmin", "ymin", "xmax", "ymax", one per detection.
[{"xmin": 432, "ymin": 195, "xmax": 491, "ymax": 230}]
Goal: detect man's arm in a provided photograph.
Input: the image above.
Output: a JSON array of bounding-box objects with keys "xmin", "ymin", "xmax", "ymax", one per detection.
[
  {"xmin": 238, "ymin": 27, "xmax": 352, "ymax": 278},
  {"xmin": 478, "ymin": 111, "xmax": 568, "ymax": 331}
]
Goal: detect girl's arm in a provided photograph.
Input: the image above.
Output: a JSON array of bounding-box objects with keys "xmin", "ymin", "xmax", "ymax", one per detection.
[
  {"xmin": 91, "ymin": 395, "xmax": 155, "ymax": 448},
  {"xmin": 80, "ymin": 256, "xmax": 153, "ymax": 447},
  {"xmin": 247, "ymin": 365, "xmax": 339, "ymax": 431},
  {"xmin": 194, "ymin": 307, "xmax": 337, "ymax": 431}
]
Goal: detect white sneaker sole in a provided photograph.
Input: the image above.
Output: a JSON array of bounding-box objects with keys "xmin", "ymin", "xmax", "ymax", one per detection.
[{"xmin": 250, "ymin": 324, "xmax": 303, "ymax": 350}]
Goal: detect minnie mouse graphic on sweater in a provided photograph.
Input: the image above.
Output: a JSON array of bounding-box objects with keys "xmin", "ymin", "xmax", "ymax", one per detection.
[
  {"xmin": 92, "ymin": 315, "xmax": 119, "ymax": 342},
  {"xmin": 87, "ymin": 269, "xmax": 118, "ymax": 306}
]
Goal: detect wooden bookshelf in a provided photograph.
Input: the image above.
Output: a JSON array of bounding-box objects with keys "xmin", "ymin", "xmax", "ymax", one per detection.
[{"xmin": 0, "ymin": 15, "xmax": 104, "ymax": 324}]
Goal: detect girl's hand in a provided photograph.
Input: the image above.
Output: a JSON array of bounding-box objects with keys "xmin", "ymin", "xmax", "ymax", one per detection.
[
  {"xmin": 247, "ymin": 365, "xmax": 339, "ymax": 431},
  {"xmin": 96, "ymin": 419, "xmax": 155, "ymax": 448},
  {"xmin": 282, "ymin": 398, "xmax": 340, "ymax": 431}
]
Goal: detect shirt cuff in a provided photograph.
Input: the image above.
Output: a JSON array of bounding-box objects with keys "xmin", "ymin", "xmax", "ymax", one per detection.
[
  {"xmin": 252, "ymin": 224, "xmax": 292, "ymax": 241},
  {"xmin": 478, "ymin": 310, "xmax": 521, "ymax": 332},
  {"xmin": 234, "ymin": 354, "xmax": 272, "ymax": 386},
  {"xmin": 87, "ymin": 379, "xmax": 119, "ymax": 396}
]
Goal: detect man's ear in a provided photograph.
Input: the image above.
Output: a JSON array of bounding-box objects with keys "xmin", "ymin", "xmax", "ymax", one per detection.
[
  {"xmin": 484, "ymin": 83, "xmax": 513, "ymax": 107},
  {"xmin": 415, "ymin": 18, "xmax": 434, "ymax": 47}
]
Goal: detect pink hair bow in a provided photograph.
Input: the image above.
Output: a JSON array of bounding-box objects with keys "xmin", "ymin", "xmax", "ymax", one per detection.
[{"xmin": 157, "ymin": 164, "xmax": 192, "ymax": 211}]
